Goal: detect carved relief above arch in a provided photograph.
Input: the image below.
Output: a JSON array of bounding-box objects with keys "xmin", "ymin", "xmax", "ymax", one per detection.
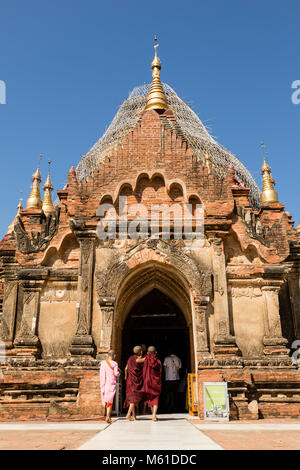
[{"xmin": 95, "ymin": 238, "xmax": 212, "ymax": 304}]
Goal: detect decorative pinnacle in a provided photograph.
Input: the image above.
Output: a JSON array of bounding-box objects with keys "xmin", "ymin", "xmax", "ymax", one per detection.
[
  {"xmin": 7, "ymin": 197, "xmax": 23, "ymax": 234},
  {"xmin": 17, "ymin": 197, "xmax": 23, "ymax": 214},
  {"xmin": 26, "ymin": 155, "xmax": 43, "ymax": 210},
  {"xmin": 32, "ymin": 154, "xmax": 42, "ymax": 181},
  {"xmin": 43, "ymin": 159, "xmax": 54, "ymax": 190},
  {"xmin": 42, "ymin": 158, "xmax": 55, "ymax": 214},
  {"xmin": 260, "ymin": 146, "xmax": 278, "ymax": 204},
  {"xmin": 145, "ymin": 36, "xmax": 169, "ymax": 111}
]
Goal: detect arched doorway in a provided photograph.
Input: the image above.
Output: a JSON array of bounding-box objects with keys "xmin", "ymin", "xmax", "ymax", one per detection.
[
  {"xmin": 122, "ymin": 288, "xmax": 191, "ymax": 412},
  {"xmin": 112, "ymin": 261, "xmax": 195, "ymax": 413}
]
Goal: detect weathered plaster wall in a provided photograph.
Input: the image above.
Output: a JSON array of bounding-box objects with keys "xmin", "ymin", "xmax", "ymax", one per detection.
[
  {"xmin": 38, "ymin": 283, "xmax": 77, "ymax": 358},
  {"xmin": 228, "ymin": 286, "xmax": 265, "ymax": 357}
]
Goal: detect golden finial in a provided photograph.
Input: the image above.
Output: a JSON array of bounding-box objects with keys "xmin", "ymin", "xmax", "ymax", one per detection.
[
  {"xmin": 42, "ymin": 158, "xmax": 55, "ymax": 215},
  {"xmin": 17, "ymin": 197, "xmax": 23, "ymax": 215},
  {"xmin": 260, "ymin": 145, "xmax": 278, "ymax": 204},
  {"xmin": 26, "ymin": 155, "xmax": 43, "ymax": 210},
  {"xmin": 205, "ymin": 151, "xmax": 211, "ymax": 174},
  {"xmin": 7, "ymin": 197, "xmax": 23, "ymax": 234},
  {"xmin": 145, "ymin": 36, "xmax": 169, "ymax": 111}
]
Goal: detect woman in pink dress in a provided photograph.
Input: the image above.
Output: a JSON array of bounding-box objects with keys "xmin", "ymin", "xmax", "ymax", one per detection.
[{"xmin": 100, "ymin": 350, "xmax": 120, "ymax": 423}]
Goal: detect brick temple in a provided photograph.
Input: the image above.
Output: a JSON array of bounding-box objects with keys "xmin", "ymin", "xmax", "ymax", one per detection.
[{"xmin": 0, "ymin": 45, "xmax": 299, "ymax": 420}]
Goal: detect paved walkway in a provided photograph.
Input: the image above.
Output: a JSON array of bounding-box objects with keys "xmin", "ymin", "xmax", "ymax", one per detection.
[
  {"xmin": 193, "ymin": 422, "xmax": 300, "ymax": 431},
  {"xmin": 0, "ymin": 430, "xmax": 98, "ymax": 450},
  {"xmin": 1, "ymin": 417, "xmax": 300, "ymax": 449},
  {"xmin": 190, "ymin": 421, "xmax": 300, "ymax": 450},
  {"xmin": 0, "ymin": 421, "xmax": 108, "ymax": 450},
  {"xmin": 78, "ymin": 414, "xmax": 223, "ymax": 450},
  {"xmin": 0, "ymin": 422, "xmax": 108, "ymax": 431}
]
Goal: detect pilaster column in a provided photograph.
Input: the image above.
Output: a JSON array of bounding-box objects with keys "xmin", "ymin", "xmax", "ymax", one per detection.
[
  {"xmin": 287, "ymin": 274, "xmax": 300, "ymax": 340},
  {"xmin": 194, "ymin": 297, "xmax": 211, "ymax": 360},
  {"xmin": 209, "ymin": 237, "xmax": 239, "ymax": 358},
  {"xmin": 14, "ymin": 283, "xmax": 41, "ymax": 358},
  {"xmin": 262, "ymin": 285, "xmax": 289, "ymax": 356},
  {"xmin": 70, "ymin": 237, "xmax": 95, "ymax": 357},
  {"xmin": 0, "ymin": 280, "xmax": 18, "ymax": 350},
  {"xmin": 96, "ymin": 298, "xmax": 114, "ymax": 360}
]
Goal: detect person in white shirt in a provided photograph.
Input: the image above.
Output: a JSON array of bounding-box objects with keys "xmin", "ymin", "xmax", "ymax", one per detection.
[{"xmin": 163, "ymin": 348, "xmax": 182, "ymax": 412}]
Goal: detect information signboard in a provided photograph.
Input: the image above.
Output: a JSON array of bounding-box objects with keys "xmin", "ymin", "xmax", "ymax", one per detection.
[{"xmin": 203, "ymin": 382, "xmax": 229, "ymax": 421}]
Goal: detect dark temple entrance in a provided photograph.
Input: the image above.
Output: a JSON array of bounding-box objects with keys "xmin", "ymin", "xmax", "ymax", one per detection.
[{"xmin": 122, "ymin": 288, "xmax": 191, "ymax": 413}]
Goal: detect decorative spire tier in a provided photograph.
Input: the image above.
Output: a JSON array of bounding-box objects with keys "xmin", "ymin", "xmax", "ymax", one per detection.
[
  {"xmin": 42, "ymin": 159, "xmax": 55, "ymax": 215},
  {"xmin": 259, "ymin": 145, "xmax": 278, "ymax": 205},
  {"xmin": 145, "ymin": 37, "xmax": 169, "ymax": 111},
  {"xmin": 26, "ymin": 156, "xmax": 43, "ymax": 210}
]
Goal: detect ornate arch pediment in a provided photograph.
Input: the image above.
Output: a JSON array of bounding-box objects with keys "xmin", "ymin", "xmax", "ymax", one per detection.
[{"xmin": 95, "ymin": 238, "xmax": 212, "ymax": 301}]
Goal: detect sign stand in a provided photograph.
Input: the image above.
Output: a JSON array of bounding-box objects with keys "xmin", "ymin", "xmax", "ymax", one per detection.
[{"xmin": 203, "ymin": 382, "xmax": 229, "ymax": 421}]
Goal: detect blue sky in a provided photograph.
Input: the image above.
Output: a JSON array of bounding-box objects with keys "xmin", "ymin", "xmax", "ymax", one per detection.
[{"xmin": 0, "ymin": 0, "xmax": 299, "ymax": 238}]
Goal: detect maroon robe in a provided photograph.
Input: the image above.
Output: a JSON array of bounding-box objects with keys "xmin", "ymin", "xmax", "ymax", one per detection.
[
  {"xmin": 142, "ymin": 354, "xmax": 162, "ymax": 407},
  {"xmin": 124, "ymin": 355, "xmax": 144, "ymax": 408}
]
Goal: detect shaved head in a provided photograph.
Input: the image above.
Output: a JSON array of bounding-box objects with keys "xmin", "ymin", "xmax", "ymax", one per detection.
[
  {"xmin": 147, "ymin": 345, "xmax": 157, "ymax": 355},
  {"xmin": 133, "ymin": 345, "xmax": 142, "ymax": 355},
  {"xmin": 108, "ymin": 350, "xmax": 116, "ymax": 359}
]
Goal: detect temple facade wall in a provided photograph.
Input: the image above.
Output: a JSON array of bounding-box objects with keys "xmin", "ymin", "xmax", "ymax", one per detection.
[{"xmin": 0, "ymin": 104, "xmax": 299, "ymax": 420}]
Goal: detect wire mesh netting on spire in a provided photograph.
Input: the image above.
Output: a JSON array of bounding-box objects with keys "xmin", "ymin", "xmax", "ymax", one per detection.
[{"xmin": 76, "ymin": 83, "xmax": 260, "ymax": 208}]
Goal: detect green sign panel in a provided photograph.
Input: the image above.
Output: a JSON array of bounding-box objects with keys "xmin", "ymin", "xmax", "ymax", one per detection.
[{"xmin": 203, "ymin": 382, "xmax": 229, "ymax": 421}]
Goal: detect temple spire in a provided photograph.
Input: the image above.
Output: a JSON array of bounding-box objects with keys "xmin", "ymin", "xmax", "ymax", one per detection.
[
  {"xmin": 145, "ymin": 36, "xmax": 169, "ymax": 111},
  {"xmin": 42, "ymin": 159, "xmax": 55, "ymax": 215},
  {"xmin": 26, "ymin": 155, "xmax": 43, "ymax": 210},
  {"xmin": 260, "ymin": 145, "xmax": 278, "ymax": 204},
  {"xmin": 7, "ymin": 198, "xmax": 23, "ymax": 234}
]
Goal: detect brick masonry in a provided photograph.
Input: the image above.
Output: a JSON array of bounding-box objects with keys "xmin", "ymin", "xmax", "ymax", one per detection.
[{"xmin": 0, "ymin": 367, "xmax": 104, "ymax": 420}]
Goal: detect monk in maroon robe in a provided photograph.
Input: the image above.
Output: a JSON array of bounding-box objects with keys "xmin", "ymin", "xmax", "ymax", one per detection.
[
  {"xmin": 142, "ymin": 346, "xmax": 162, "ymax": 421},
  {"xmin": 124, "ymin": 345, "xmax": 144, "ymax": 421}
]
